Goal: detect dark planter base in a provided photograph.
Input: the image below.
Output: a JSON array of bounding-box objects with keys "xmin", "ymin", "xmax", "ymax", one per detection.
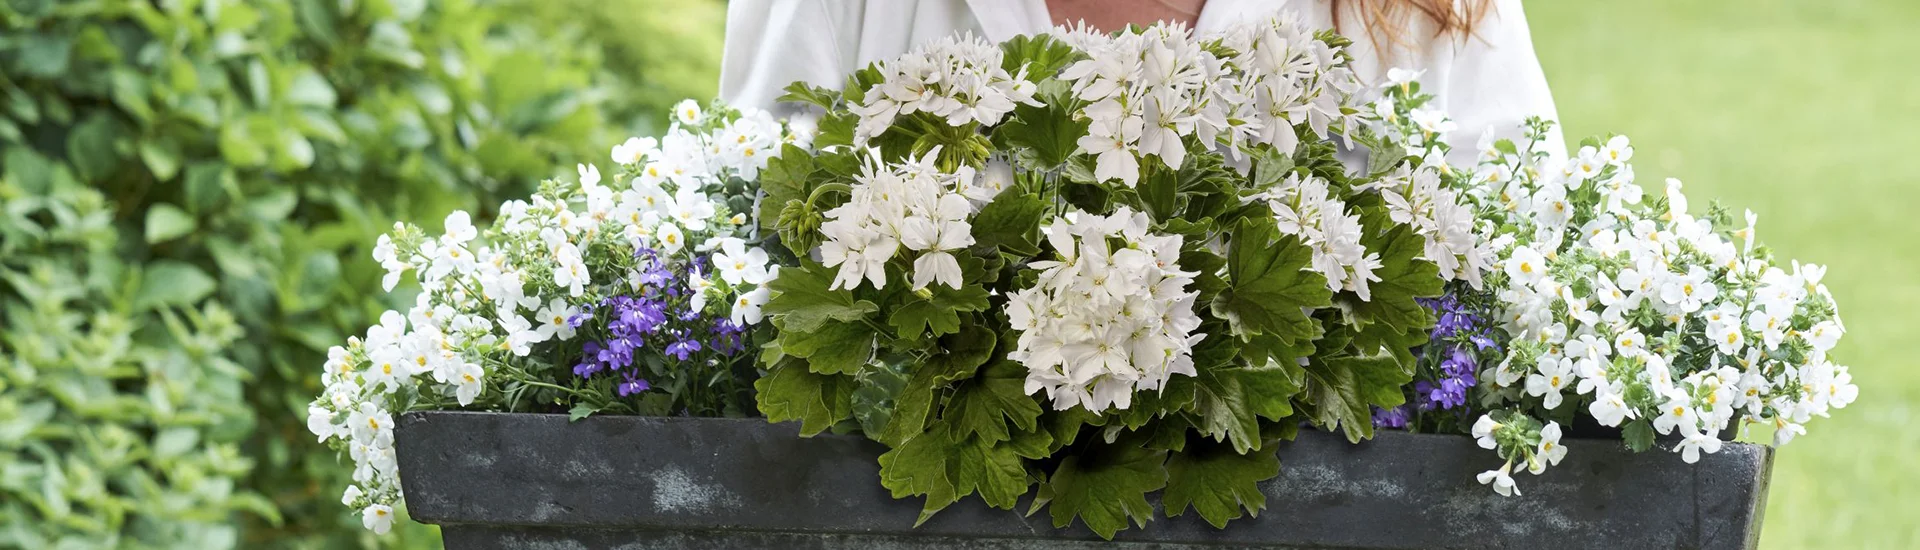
[{"xmin": 396, "ymin": 411, "xmax": 1773, "ymax": 550}]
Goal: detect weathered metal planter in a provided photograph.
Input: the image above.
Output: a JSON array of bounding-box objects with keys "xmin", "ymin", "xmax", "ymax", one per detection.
[{"xmin": 395, "ymin": 411, "xmax": 1773, "ymax": 549}]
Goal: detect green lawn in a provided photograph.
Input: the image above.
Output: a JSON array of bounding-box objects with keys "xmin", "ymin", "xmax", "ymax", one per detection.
[{"xmin": 1526, "ymin": 1, "xmax": 1920, "ymax": 547}]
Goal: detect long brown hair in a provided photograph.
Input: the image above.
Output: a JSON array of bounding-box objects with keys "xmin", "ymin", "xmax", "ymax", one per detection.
[{"xmin": 1330, "ymin": 0, "xmax": 1493, "ymax": 53}]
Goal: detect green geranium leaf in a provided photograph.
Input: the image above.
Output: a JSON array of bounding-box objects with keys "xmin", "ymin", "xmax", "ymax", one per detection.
[
  {"xmin": 970, "ymin": 190, "xmax": 1048, "ymax": 256},
  {"xmin": 1187, "ymin": 359, "xmax": 1302, "ymax": 453},
  {"xmin": 998, "ymin": 33, "xmax": 1083, "ymax": 80},
  {"xmin": 993, "ymin": 84, "xmax": 1087, "ymax": 170},
  {"xmin": 1346, "ymin": 207, "xmax": 1444, "ymax": 331},
  {"xmin": 1211, "ymin": 218, "xmax": 1332, "ymax": 344},
  {"xmin": 755, "ymin": 359, "xmax": 856, "ymax": 436},
  {"xmin": 944, "ymin": 360, "xmax": 1043, "ymax": 444},
  {"xmin": 1299, "ymin": 349, "xmax": 1412, "ymax": 442},
  {"xmin": 852, "ymin": 362, "xmax": 912, "ymax": 436},
  {"xmin": 1163, "ymin": 438, "xmax": 1282, "ymax": 529},
  {"xmin": 778, "ymin": 81, "xmax": 841, "ymax": 110},
  {"xmin": 877, "ymin": 324, "xmax": 997, "ymax": 446},
  {"xmin": 888, "ymin": 282, "xmax": 990, "ymax": 339},
  {"xmin": 765, "ymin": 260, "xmax": 880, "ymax": 333},
  {"xmin": 1039, "ymin": 441, "xmax": 1167, "ymax": 540},
  {"xmin": 878, "ymin": 426, "xmax": 1029, "ymax": 524},
  {"xmin": 758, "ymin": 144, "xmax": 816, "ymax": 230},
  {"xmin": 779, "ymin": 320, "xmax": 874, "ymax": 375}
]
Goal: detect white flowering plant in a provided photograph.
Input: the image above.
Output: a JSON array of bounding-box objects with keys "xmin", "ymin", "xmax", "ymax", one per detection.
[
  {"xmin": 1371, "ymin": 83, "xmax": 1857, "ymax": 496},
  {"xmin": 753, "ymin": 18, "xmax": 1479, "ymax": 538},
  {"xmin": 305, "ymin": 101, "xmax": 810, "ymax": 532}
]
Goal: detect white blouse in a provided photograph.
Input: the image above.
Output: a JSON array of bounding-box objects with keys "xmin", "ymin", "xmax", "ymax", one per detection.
[{"xmin": 720, "ymin": 0, "xmax": 1567, "ymax": 165}]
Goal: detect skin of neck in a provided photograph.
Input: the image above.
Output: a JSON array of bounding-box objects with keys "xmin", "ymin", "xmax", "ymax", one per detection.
[{"xmin": 1045, "ymin": 0, "xmax": 1206, "ymax": 31}]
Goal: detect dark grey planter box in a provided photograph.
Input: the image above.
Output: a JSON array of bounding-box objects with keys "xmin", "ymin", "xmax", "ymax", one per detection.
[{"xmin": 395, "ymin": 411, "xmax": 1773, "ymax": 549}]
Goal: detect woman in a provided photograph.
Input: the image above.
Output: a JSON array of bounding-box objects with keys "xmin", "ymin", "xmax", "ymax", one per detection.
[{"xmin": 720, "ymin": 0, "xmax": 1565, "ymax": 163}]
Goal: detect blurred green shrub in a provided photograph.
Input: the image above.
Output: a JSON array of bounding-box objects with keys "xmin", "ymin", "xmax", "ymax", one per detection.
[
  {"xmin": 508, "ymin": 0, "xmax": 724, "ymax": 135},
  {"xmin": 0, "ymin": 0, "xmax": 715, "ymax": 546}
]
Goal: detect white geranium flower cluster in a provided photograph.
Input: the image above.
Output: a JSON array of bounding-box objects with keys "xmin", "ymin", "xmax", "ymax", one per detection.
[
  {"xmin": 1058, "ymin": 15, "xmax": 1362, "ymax": 187},
  {"xmin": 1366, "ymin": 163, "xmax": 1493, "ymax": 287},
  {"xmin": 1213, "ymin": 16, "xmax": 1364, "ymax": 156},
  {"xmin": 1005, "ymin": 207, "xmax": 1204, "ymax": 413},
  {"xmin": 1250, "ymin": 172, "xmax": 1382, "ymax": 299},
  {"xmin": 849, "ymin": 34, "xmax": 1039, "ymax": 144},
  {"xmin": 1060, "ymin": 22, "xmax": 1230, "ymax": 186},
  {"xmin": 312, "ymin": 104, "xmax": 798, "ymax": 532},
  {"xmin": 1460, "ymin": 120, "xmax": 1856, "ymax": 495},
  {"xmin": 819, "ymin": 149, "xmax": 982, "ymax": 291}
]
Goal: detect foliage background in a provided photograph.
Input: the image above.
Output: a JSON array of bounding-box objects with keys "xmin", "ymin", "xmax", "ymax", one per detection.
[
  {"xmin": 2, "ymin": 0, "xmax": 1911, "ymax": 547},
  {"xmin": 0, "ymin": 0, "xmax": 719, "ymax": 547}
]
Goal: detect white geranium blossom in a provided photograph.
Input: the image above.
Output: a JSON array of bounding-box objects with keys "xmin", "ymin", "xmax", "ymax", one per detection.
[{"xmin": 1008, "ymin": 207, "xmax": 1203, "ymax": 413}]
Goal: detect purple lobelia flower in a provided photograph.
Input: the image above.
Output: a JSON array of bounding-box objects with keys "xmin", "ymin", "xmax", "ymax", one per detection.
[
  {"xmin": 616, "ymin": 377, "xmax": 651, "ymax": 397},
  {"xmin": 1372, "ymin": 405, "xmax": 1411, "ymax": 429}
]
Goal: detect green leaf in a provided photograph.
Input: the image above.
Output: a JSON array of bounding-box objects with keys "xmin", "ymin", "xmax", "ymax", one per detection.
[
  {"xmin": 997, "ymin": 33, "xmax": 1084, "ymax": 80},
  {"xmin": 1041, "ymin": 442, "xmax": 1167, "ymax": 539},
  {"xmin": 16, "ymin": 32, "xmax": 72, "ymax": 78},
  {"xmin": 286, "ymin": 67, "xmax": 337, "ymax": 107},
  {"xmin": 758, "ymin": 144, "xmax": 816, "ymax": 230},
  {"xmin": 1211, "ymin": 219, "xmax": 1332, "ymax": 344},
  {"xmin": 66, "ymin": 114, "xmax": 120, "ymax": 182},
  {"xmin": 878, "ymin": 427, "xmax": 1029, "ymax": 523},
  {"xmin": 1624, "ymin": 418, "xmax": 1655, "ymax": 453},
  {"xmin": 182, "ymin": 162, "xmax": 231, "ymax": 213},
  {"xmin": 970, "ymin": 191, "xmax": 1048, "ymax": 256},
  {"xmin": 994, "ymin": 86, "xmax": 1087, "ymax": 170},
  {"xmin": 139, "ymin": 140, "xmax": 183, "ymax": 181},
  {"xmin": 852, "ymin": 363, "xmax": 911, "ymax": 436},
  {"xmin": 878, "ymin": 324, "xmax": 997, "ymax": 446},
  {"xmin": 1187, "ymin": 360, "xmax": 1301, "ymax": 453},
  {"xmin": 145, "ymin": 204, "xmax": 197, "ymax": 244},
  {"xmin": 887, "ymin": 283, "xmax": 989, "ymax": 338},
  {"xmin": 765, "ymin": 260, "xmax": 880, "ymax": 332},
  {"xmin": 777, "ymin": 81, "xmax": 840, "ymax": 110},
  {"xmin": 755, "ymin": 360, "xmax": 856, "ymax": 436},
  {"xmin": 1299, "ymin": 349, "xmax": 1413, "ymax": 442},
  {"xmin": 133, "ymin": 261, "xmax": 217, "ymax": 311},
  {"xmin": 1346, "ymin": 208, "xmax": 1444, "ymax": 331},
  {"xmin": 568, "ymin": 404, "xmax": 599, "ymax": 421},
  {"xmin": 779, "ymin": 320, "xmax": 874, "ymax": 375},
  {"xmin": 1163, "ymin": 439, "xmax": 1281, "ymax": 529},
  {"xmin": 153, "ymin": 428, "xmax": 201, "ymax": 460},
  {"xmin": 943, "ymin": 360, "xmax": 1043, "ymax": 444}
]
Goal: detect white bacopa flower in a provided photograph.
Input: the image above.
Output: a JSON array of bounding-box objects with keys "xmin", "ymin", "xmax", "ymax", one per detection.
[
  {"xmin": 1476, "ymin": 462, "xmax": 1519, "ymax": 497},
  {"xmin": 1471, "ymin": 414, "xmax": 1501, "ymax": 450},
  {"xmin": 1589, "ymin": 387, "xmax": 1633, "ymax": 426},
  {"xmin": 1010, "ymin": 207, "xmax": 1201, "ymax": 413},
  {"xmin": 1532, "ymin": 422, "xmax": 1567, "ymax": 473},
  {"xmin": 611, "ymin": 136, "xmax": 658, "ymax": 165},
  {"xmin": 674, "ymin": 99, "xmax": 703, "ymax": 126},
  {"xmin": 533, "ymin": 298, "xmax": 580, "ymax": 341},
  {"xmin": 1525, "ymin": 357, "xmax": 1574, "ymax": 409},
  {"xmin": 362, "ymin": 504, "xmax": 395, "ymax": 534},
  {"xmin": 731, "ymin": 286, "xmax": 771, "ymax": 325}
]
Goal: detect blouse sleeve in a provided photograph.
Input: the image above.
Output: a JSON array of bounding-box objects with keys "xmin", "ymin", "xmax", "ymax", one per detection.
[
  {"xmin": 719, "ymin": 0, "xmax": 865, "ymax": 113},
  {"xmin": 1437, "ymin": 0, "xmax": 1567, "ymax": 166}
]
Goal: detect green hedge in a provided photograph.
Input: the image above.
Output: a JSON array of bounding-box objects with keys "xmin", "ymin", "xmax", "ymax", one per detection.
[{"xmin": 0, "ymin": 0, "xmax": 719, "ymax": 546}]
